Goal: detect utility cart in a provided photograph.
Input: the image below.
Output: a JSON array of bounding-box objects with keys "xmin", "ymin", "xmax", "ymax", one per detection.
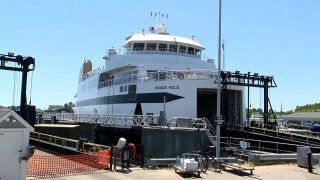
[{"xmin": 174, "ymin": 153, "xmax": 202, "ymax": 177}]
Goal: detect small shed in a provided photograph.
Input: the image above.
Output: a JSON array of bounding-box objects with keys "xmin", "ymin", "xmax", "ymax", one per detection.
[{"xmin": 0, "ymin": 109, "xmax": 34, "ymax": 180}]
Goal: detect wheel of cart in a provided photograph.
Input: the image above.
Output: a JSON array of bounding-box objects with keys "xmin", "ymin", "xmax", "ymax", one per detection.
[{"xmin": 213, "ymin": 159, "xmax": 223, "ymax": 173}]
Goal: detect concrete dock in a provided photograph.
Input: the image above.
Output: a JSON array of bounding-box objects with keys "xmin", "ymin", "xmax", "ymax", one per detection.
[
  {"xmin": 28, "ymin": 149, "xmax": 320, "ymax": 180},
  {"xmin": 35, "ymin": 164, "xmax": 320, "ymax": 180}
]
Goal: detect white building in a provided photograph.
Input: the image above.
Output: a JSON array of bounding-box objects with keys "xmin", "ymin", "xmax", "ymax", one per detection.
[{"xmin": 0, "ymin": 109, "xmax": 34, "ymax": 180}]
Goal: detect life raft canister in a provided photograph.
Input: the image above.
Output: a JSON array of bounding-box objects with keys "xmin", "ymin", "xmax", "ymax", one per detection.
[
  {"xmin": 128, "ymin": 143, "xmax": 136, "ymax": 159},
  {"xmin": 178, "ymin": 72, "xmax": 184, "ymax": 79}
]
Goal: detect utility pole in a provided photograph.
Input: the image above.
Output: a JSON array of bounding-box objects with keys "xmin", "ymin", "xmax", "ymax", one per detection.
[{"xmin": 216, "ymin": 0, "xmax": 222, "ymax": 162}]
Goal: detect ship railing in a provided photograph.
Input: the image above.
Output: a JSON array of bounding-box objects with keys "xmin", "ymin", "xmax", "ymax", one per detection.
[
  {"xmin": 44, "ymin": 113, "xmax": 160, "ymax": 127},
  {"xmin": 124, "ymin": 48, "xmax": 206, "ymax": 60},
  {"xmin": 98, "ymin": 69, "xmax": 217, "ymax": 89}
]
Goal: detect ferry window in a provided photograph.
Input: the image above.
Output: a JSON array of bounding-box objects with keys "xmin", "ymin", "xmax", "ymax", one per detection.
[
  {"xmin": 133, "ymin": 43, "xmax": 145, "ymax": 51},
  {"xmin": 169, "ymin": 44, "xmax": 178, "ymax": 52},
  {"xmin": 120, "ymin": 85, "xmax": 128, "ymax": 92},
  {"xmin": 158, "ymin": 44, "xmax": 167, "ymax": 51},
  {"xmin": 128, "ymin": 84, "xmax": 137, "ymax": 100},
  {"xmin": 195, "ymin": 49, "xmax": 201, "ymax": 57},
  {"xmin": 146, "ymin": 43, "xmax": 157, "ymax": 51},
  {"xmin": 188, "ymin": 47, "xmax": 195, "ymax": 55},
  {"xmin": 147, "ymin": 70, "xmax": 158, "ymax": 80},
  {"xmin": 132, "ymin": 71, "xmax": 138, "ymax": 81},
  {"xmin": 179, "ymin": 46, "xmax": 187, "ymax": 53},
  {"xmin": 159, "ymin": 71, "xmax": 166, "ymax": 80}
]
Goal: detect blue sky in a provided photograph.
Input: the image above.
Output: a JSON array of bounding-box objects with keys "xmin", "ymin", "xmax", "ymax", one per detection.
[{"xmin": 0, "ymin": 0, "xmax": 319, "ymax": 111}]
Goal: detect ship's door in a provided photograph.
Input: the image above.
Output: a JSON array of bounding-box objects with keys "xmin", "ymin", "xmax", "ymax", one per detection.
[{"xmin": 197, "ymin": 89, "xmax": 217, "ymax": 122}]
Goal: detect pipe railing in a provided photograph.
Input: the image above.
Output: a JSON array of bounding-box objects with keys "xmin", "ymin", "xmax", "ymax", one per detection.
[
  {"xmin": 42, "ymin": 113, "xmax": 160, "ymax": 127},
  {"xmin": 30, "ymin": 132, "xmax": 110, "ymax": 152},
  {"xmin": 227, "ymin": 137, "xmax": 320, "ymax": 154},
  {"xmin": 226, "ymin": 123, "xmax": 320, "ymax": 142},
  {"xmin": 97, "ymin": 69, "xmax": 216, "ymax": 89},
  {"xmin": 41, "ymin": 113, "xmax": 213, "ymax": 129}
]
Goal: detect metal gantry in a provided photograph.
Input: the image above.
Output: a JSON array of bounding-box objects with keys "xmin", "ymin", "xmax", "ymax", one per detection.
[
  {"xmin": 221, "ymin": 71, "xmax": 277, "ymax": 125},
  {"xmin": 0, "ymin": 53, "xmax": 35, "ymax": 122}
]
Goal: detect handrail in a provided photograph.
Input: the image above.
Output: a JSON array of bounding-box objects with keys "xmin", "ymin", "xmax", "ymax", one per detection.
[
  {"xmin": 201, "ymin": 117, "xmax": 216, "ymax": 146},
  {"xmin": 125, "ymin": 48, "xmax": 206, "ymax": 60},
  {"xmin": 97, "ymin": 69, "xmax": 217, "ymax": 89},
  {"xmin": 229, "ymin": 136, "xmax": 320, "ymax": 153},
  {"xmin": 226, "ymin": 123, "xmax": 320, "ymax": 140},
  {"xmin": 30, "ymin": 132, "xmax": 110, "ymax": 151},
  {"xmin": 42, "ymin": 113, "xmax": 160, "ymax": 127}
]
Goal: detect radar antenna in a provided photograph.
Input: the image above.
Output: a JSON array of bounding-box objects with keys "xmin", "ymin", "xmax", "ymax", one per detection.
[
  {"xmin": 149, "ymin": 12, "xmax": 169, "ymax": 34},
  {"xmin": 150, "ymin": 11, "xmax": 168, "ymax": 24}
]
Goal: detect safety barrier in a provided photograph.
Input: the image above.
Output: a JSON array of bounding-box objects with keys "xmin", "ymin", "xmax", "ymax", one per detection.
[
  {"xmin": 30, "ymin": 132, "xmax": 110, "ymax": 152},
  {"xmin": 227, "ymin": 137, "xmax": 320, "ymax": 154},
  {"xmin": 226, "ymin": 123, "xmax": 320, "ymax": 146},
  {"xmin": 42, "ymin": 113, "xmax": 160, "ymax": 127},
  {"xmin": 27, "ymin": 150, "xmax": 110, "ymax": 178}
]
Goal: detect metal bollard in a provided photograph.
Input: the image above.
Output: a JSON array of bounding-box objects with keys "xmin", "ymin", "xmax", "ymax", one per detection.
[
  {"xmin": 308, "ymin": 152, "xmax": 312, "ymax": 173},
  {"xmin": 110, "ymin": 146, "xmax": 113, "ymax": 171}
]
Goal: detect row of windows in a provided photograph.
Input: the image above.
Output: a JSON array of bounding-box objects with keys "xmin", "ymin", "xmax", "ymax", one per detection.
[
  {"xmin": 99, "ymin": 70, "xmax": 139, "ymax": 88},
  {"xmin": 131, "ymin": 43, "xmax": 201, "ymax": 56}
]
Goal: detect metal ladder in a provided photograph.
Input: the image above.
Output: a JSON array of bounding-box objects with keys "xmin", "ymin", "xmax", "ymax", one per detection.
[{"xmin": 203, "ymin": 117, "xmax": 216, "ymax": 146}]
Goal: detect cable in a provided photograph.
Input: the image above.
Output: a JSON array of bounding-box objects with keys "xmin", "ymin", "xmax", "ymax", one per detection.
[
  {"xmin": 13, "ymin": 64, "xmax": 17, "ymax": 107},
  {"xmin": 260, "ymin": 88, "xmax": 261, "ymax": 109},
  {"xmin": 16, "ymin": 72, "xmax": 21, "ymax": 106}
]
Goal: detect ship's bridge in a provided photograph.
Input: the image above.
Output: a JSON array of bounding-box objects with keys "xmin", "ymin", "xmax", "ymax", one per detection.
[{"xmin": 123, "ymin": 26, "xmax": 205, "ymax": 58}]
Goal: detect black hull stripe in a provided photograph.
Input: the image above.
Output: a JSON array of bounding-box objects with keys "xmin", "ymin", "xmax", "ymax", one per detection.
[{"xmin": 76, "ymin": 93, "xmax": 184, "ymax": 107}]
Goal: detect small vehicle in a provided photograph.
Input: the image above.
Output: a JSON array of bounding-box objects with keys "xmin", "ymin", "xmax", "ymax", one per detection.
[{"xmin": 174, "ymin": 153, "xmax": 202, "ymax": 177}]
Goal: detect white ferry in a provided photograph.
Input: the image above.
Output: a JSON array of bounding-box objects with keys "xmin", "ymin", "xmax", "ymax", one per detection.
[{"xmin": 74, "ymin": 23, "xmax": 246, "ymax": 124}]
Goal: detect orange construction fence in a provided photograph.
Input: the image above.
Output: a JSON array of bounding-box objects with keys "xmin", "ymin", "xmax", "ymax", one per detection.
[{"xmin": 27, "ymin": 150, "xmax": 110, "ymax": 178}]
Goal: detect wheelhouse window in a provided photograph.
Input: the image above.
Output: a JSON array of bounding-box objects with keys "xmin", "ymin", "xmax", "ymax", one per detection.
[
  {"xmin": 187, "ymin": 47, "xmax": 195, "ymax": 55},
  {"xmin": 146, "ymin": 43, "xmax": 157, "ymax": 51},
  {"xmin": 169, "ymin": 44, "xmax": 178, "ymax": 52},
  {"xmin": 133, "ymin": 43, "xmax": 145, "ymax": 51},
  {"xmin": 179, "ymin": 45, "xmax": 187, "ymax": 53},
  {"xmin": 158, "ymin": 43, "xmax": 167, "ymax": 51},
  {"xmin": 195, "ymin": 49, "xmax": 201, "ymax": 57}
]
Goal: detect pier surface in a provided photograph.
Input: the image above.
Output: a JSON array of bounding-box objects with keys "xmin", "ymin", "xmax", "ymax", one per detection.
[{"xmin": 29, "ymin": 149, "xmax": 320, "ymax": 180}]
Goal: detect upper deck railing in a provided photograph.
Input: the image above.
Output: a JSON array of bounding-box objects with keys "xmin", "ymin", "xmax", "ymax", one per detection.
[
  {"xmin": 124, "ymin": 48, "xmax": 206, "ymax": 60},
  {"xmin": 98, "ymin": 69, "xmax": 217, "ymax": 89}
]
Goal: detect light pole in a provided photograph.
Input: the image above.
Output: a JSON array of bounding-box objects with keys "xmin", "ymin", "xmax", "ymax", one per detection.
[{"xmin": 216, "ymin": 0, "xmax": 222, "ymax": 162}]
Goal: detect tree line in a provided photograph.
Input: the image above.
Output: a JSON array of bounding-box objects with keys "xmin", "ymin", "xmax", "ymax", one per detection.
[{"xmin": 295, "ymin": 103, "xmax": 320, "ymax": 112}]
